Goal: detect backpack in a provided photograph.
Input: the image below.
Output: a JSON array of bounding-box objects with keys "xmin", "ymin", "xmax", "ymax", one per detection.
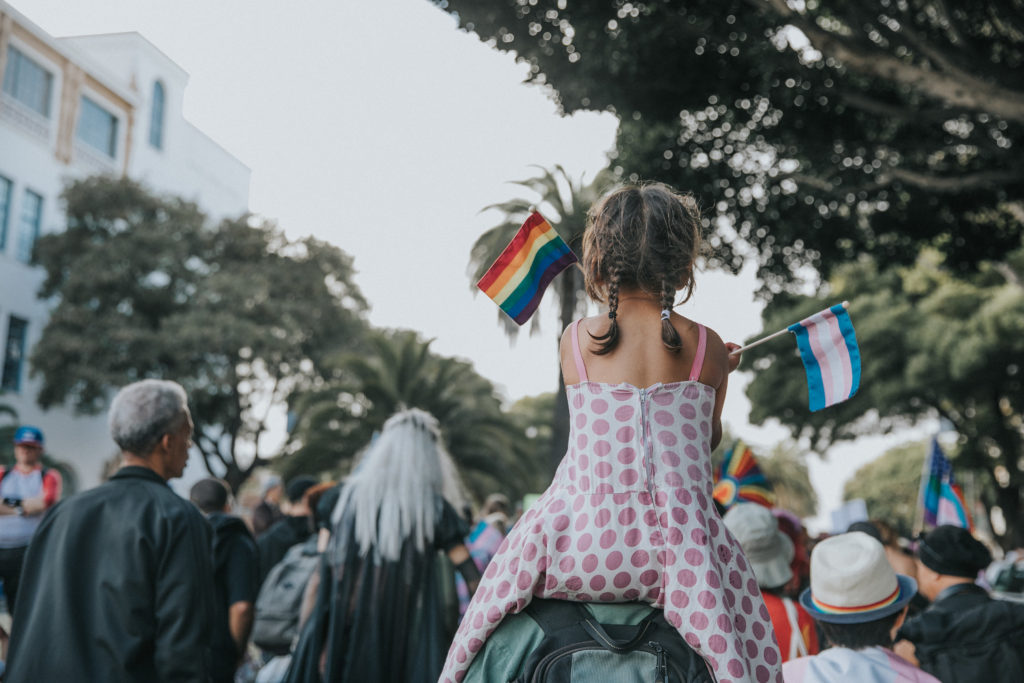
[
  {"xmin": 516, "ymin": 599, "xmax": 714, "ymax": 683},
  {"xmin": 252, "ymin": 536, "xmax": 320, "ymax": 654}
]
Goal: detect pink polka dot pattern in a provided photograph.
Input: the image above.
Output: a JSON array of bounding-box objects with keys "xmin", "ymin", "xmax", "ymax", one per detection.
[{"xmin": 441, "ymin": 380, "xmax": 782, "ymax": 683}]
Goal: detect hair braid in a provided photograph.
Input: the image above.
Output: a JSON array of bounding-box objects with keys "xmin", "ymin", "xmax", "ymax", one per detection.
[
  {"xmin": 592, "ymin": 263, "xmax": 621, "ymax": 355},
  {"xmin": 659, "ymin": 280, "xmax": 682, "ymax": 352}
]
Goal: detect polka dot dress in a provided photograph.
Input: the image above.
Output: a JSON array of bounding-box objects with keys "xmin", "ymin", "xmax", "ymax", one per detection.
[{"xmin": 441, "ymin": 322, "xmax": 782, "ymax": 683}]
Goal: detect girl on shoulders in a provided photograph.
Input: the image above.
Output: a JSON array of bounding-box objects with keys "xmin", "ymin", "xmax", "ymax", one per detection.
[{"xmin": 443, "ymin": 183, "xmax": 781, "ymax": 683}]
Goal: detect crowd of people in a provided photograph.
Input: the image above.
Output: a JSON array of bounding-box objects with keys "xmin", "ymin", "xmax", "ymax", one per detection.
[{"xmin": 1, "ymin": 182, "xmax": 1023, "ymax": 682}]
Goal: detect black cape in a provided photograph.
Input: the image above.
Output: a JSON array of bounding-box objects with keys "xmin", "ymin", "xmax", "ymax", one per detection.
[
  {"xmin": 5, "ymin": 466, "xmax": 215, "ymax": 683},
  {"xmin": 286, "ymin": 495, "xmax": 468, "ymax": 683},
  {"xmin": 898, "ymin": 583, "xmax": 1024, "ymax": 682}
]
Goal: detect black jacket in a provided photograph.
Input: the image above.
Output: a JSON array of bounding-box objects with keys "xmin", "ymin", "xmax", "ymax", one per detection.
[
  {"xmin": 898, "ymin": 583, "xmax": 1024, "ymax": 683},
  {"xmin": 5, "ymin": 466, "xmax": 215, "ymax": 683},
  {"xmin": 208, "ymin": 513, "xmax": 259, "ymax": 683}
]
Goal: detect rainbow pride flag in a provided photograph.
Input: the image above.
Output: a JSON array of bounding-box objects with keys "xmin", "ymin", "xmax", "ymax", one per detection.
[
  {"xmin": 476, "ymin": 212, "xmax": 577, "ymax": 325},
  {"xmin": 713, "ymin": 439, "xmax": 776, "ymax": 510},
  {"xmin": 788, "ymin": 303, "xmax": 861, "ymax": 412}
]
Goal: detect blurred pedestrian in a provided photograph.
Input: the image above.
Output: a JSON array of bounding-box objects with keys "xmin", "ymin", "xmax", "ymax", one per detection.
[
  {"xmin": 257, "ymin": 476, "xmax": 317, "ymax": 584},
  {"xmin": 783, "ymin": 531, "xmax": 936, "ymax": 682},
  {"xmin": 5, "ymin": 379, "xmax": 214, "ymax": 682},
  {"xmin": 285, "ymin": 408, "xmax": 480, "ymax": 683},
  {"xmin": 726, "ymin": 504, "xmax": 819, "ymax": 662},
  {"xmin": 895, "ymin": 525, "xmax": 1024, "ymax": 682},
  {"xmin": 191, "ymin": 477, "xmax": 259, "ymax": 683},
  {"xmin": 253, "ymin": 475, "xmax": 284, "ymax": 538},
  {"xmin": 0, "ymin": 425, "xmax": 61, "ymax": 613},
  {"xmin": 455, "ymin": 493, "xmax": 510, "ymax": 620}
]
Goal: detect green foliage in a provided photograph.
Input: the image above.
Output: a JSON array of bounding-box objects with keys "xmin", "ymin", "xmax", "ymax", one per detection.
[
  {"xmin": 30, "ymin": 176, "xmax": 369, "ymax": 491},
  {"xmin": 744, "ymin": 247, "xmax": 1024, "ymax": 544},
  {"xmin": 436, "ymin": 0, "xmax": 1024, "ymax": 293},
  {"xmin": 843, "ymin": 441, "xmax": 927, "ymax": 538},
  {"xmin": 281, "ymin": 329, "xmax": 545, "ymax": 502}
]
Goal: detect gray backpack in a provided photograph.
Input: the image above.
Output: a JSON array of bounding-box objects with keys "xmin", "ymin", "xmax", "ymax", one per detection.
[{"xmin": 252, "ymin": 536, "xmax": 320, "ymax": 654}]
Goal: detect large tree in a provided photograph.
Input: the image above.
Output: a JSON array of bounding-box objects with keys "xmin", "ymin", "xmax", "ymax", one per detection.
[
  {"xmin": 282, "ymin": 329, "xmax": 545, "ymax": 502},
  {"xmin": 31, "ymin": 176, "xmax": 368, "ymax": 491},
  {"xmin": 435, "ymin": 0, "xmax": 1024, "ymax": 292},
  {"xmin": 843, "ymin": 441, "xmax": 927, "ymax": 539},
  {"xmin": 469, "ymin": 165, "xmax": 614, "ymax": 473},
  {"xmin": 743, "ymin": 247, "xmax": 1024, "ymax": 545}
]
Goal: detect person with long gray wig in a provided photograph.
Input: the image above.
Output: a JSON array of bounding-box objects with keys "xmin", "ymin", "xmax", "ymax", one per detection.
[{"xmin": 285, "ymin": 407, "xmax": 480, "ymax": 683}]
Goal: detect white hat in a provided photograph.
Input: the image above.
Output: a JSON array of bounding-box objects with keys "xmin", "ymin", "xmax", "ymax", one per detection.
[
  {"xmin": 800, "ymin": 531, "xmax": 917, "ymax": 624},
  {"xmin": 724, "ymin": 503, "xmax": 794, "ymax": 590}
]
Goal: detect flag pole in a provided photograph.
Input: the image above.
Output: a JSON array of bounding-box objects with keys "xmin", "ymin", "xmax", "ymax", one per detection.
[{"xmin": 729, "ymin": 301, "xmax": 849, "ymax": 356}]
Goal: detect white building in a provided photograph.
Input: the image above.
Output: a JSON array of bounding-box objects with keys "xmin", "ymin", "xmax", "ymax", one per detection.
[{"xmin": 0, "ymin": 2, "xmax": 250, "ymax": 487}]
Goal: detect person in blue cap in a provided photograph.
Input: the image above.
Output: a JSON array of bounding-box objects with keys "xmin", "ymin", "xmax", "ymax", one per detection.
[{"xmin": 0, "ymin": 426, "xmax": 62, "ymax": 612}]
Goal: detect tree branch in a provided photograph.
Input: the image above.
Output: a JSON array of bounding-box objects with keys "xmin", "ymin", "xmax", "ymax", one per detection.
[
  {"xmin": 757, "ymin": 0, "xmax": 1024, "ymax": 123},
  {"xmin": 879, "ymin": 167, "xmax": 1024, "ymax": 192}
]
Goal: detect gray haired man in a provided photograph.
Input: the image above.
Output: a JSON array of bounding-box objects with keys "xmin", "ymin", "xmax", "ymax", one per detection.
[{"xmin": 5, "ymin": 379, "xmax": 215, "ymax": 683}]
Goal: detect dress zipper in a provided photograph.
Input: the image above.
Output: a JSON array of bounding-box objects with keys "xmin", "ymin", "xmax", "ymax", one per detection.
[{"xmin": 639, "ymin": 388, "xmax": 655, "ymax": 497}]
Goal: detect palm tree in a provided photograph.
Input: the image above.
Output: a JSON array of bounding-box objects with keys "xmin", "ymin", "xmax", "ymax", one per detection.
[
  {"xmin": 282, "ymin": 329, "xmax": 536, "ymax": 502},
  {"xmin": 469, "ymin": 165, "xmax": 616, "ymax": 473}
]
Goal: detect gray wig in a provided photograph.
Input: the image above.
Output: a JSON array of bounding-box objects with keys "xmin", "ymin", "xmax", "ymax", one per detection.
[
  {"xmin": 108, "ymin": 379, "xmax": 189, "ymax": 456},
  {"xmin": 333, "ymin": 408, "xmax": 467, "ymax": 562}
]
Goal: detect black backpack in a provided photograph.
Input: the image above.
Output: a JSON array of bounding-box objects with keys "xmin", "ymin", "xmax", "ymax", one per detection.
[
  {"xmin": 516, "ymin": 599, "xmax": 714, "ymax": 683},
  {"xmin": 252, "ymin": 536, "xmax": 320, "ymax": 654}
]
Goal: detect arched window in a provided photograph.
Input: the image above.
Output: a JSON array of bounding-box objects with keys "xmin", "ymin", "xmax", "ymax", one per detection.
[{"xmin": 149, "ymin": 81, "xmax": 165, "ymax": 149}]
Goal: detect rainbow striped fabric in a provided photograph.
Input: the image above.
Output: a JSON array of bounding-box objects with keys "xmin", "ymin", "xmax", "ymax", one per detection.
[
  {"xmin": 787, "ymin": 303, "xmax": 861, "ymax": 412},
  {"xmin": 477, "ymin": 212, "xmax": 577, "ymax": 325},
  {"xmin": 713, "ymin": 439, "xmax": 775, "ymax": 510},
  {"xmin": 921, "ymin": 439, "xmax": 973, "ymax": 530}
]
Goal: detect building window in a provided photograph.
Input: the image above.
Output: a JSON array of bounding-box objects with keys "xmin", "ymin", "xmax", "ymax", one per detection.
[
  {"xmin": 0, "ymin": 175, "xmax": 11, "ymax": 252},
  {"xmin": 15, "ymin": 189, "xmax": 42, "ymax": 264},
  {"xmin": 2, "ymin": 46, "xmax": 53, "ymax": 118},
  {"xmin": 149, "ymin": 81, "xmax": 165, "ymax": 149},
  {"xmin": 1, "ymin": 316, "xmax": 28, "ymax": 393},
  {"xmin": 76, "ymin": 96, "xmax": 118, "ymax": 157}
]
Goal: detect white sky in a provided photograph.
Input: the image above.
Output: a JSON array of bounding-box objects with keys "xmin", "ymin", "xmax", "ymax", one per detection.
[{"xmin": 14, "ymin": 0, "xmax": 916, "ymax": 530}]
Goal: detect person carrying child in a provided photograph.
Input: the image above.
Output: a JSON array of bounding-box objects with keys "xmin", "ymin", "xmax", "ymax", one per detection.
[{"xmin": 441, "ymin": 183, "xmax": 782, "ymax": 683}]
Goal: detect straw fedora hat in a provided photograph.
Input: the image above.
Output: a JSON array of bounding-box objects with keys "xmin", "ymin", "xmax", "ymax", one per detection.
[
  {"xmin": 800, "ymin": 531, "xmax": 917, "ymax": 624},
  {"xmin": 724, "ymin": 503, "xmax": 794, "ymax": 590}
]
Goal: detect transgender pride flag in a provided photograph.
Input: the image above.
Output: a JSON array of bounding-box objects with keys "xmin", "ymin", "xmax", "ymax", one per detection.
[{"xmin": 787, "ymin": 303, "xmax": 861, "ymax": 412}]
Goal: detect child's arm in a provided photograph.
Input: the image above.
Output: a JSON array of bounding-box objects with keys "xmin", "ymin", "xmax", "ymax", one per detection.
[{"xmin": 707, "ymin": 329, "xmax": 730, "ymax": 450}]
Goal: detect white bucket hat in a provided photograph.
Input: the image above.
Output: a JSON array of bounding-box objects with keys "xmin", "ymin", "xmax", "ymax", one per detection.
[
  {"xmin": 800, "ymin": 531, "xmax": 917, "ymax": 624},
  {"xmin": 723, "ymin": 503, "xmax": 794, "ymax": 590}
]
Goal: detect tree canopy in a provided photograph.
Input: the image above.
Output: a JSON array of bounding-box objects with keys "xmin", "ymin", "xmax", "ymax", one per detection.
[
  {"xmin": 31, "ymin": 176, "xmax": 368, "ymax": 491},
  {"xmin": 282, "ymin": 329, "xmax": 549, "ymax": 502},
  {"xmin": 436, "ymin": 0, "xmax": 1024, "ymax": 292},
  {"xmin": 843, "ymin": 441, "xmax": 926, "ymax": 538}
]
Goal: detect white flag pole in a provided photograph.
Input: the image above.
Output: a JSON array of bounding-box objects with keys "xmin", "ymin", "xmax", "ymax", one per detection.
[{"xmin": 729, "ymin": 301, "xmax": 849, "ymax": 357}]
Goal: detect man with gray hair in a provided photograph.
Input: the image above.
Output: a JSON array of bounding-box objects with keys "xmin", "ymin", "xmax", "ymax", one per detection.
[{"xmin": 5, "ymin": 379, "xmax": 215, "ymax": 682}]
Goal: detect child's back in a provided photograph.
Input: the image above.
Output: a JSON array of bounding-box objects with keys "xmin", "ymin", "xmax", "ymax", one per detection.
[{"xmin": 442, "ymin": 184, "xmax": 782, "ymax": 683}]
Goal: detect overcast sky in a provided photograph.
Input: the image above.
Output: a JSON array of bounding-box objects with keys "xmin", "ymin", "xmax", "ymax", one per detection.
[{"xmin": 15, "ymin": 0, "xmax": 922, "ymax": 530}]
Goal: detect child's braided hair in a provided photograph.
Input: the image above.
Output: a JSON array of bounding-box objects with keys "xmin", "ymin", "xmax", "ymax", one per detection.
[{"xmin": 581, "ymin": 182, "xmax": 702, "ymax": 355}]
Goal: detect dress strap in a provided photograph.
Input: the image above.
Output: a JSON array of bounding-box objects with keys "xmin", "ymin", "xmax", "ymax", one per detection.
[
  {"xmin": 688, "ymin": 324, "xmax": 708, "ymax": 382},
  {"xmin": 571, "ymin": 319, "xmax": 589, "ymax": 383}
]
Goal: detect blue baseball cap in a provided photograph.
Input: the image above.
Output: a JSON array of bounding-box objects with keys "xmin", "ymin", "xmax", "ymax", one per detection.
[{"xmin": 13, "ymin": 426, "xmax": 44, "ymax": 447}]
